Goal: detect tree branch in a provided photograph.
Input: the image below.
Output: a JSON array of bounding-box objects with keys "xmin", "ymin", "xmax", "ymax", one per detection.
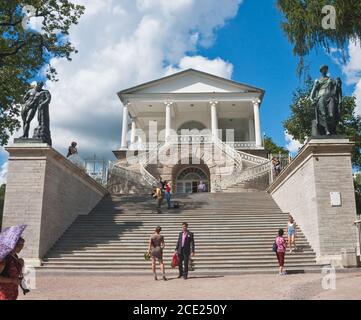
[
  {"xmin": 0, "ymin": 19, "xmax": 23, "ymax": 27},
  {"xmin": 0, "ymin": 42, "xmax": 27, "ymax": 58}
]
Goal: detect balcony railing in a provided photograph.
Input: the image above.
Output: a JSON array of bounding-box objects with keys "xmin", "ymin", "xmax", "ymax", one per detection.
[
  {"xmin": 128, "ymin": 136, "xmax": 259, "ymax": 149},
  {"xmin": 225, "ymin": 141, "xmax": 257, "ymax": 149}
]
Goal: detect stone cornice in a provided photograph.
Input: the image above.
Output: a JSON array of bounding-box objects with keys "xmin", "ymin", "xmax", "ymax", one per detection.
[
  {"xmin": 120, "ymin": 92, "xmax": 261, "ymax": 102},
  {"xmin": 6, "ymin": 143, "xmax": 108, "ymax": 196}
]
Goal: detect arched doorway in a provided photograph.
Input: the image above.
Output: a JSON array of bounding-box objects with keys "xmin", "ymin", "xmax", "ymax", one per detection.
[{"xmin": 175, "ymin": 167, "xmax": 209, "ymax": 194}]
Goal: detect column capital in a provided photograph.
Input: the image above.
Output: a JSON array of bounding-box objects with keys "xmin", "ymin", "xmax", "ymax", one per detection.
[
  {"xmin": 252, "ymin": 99, "xmax": 261, "ymax": 106},
  {"xmin": 209, "ymin": 100, "xmax": 219, "ymax": 107},
  {"xmin": 164, "ymin": 101, "xmax": 174, "ymax": 107}
]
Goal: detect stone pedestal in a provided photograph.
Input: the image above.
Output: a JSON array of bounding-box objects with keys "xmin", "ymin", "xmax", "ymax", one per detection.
[
  {"xmin": 2, "ymin": 143, "xmax": 107, "ymax": 266},
  {"xmin": 268, "ymin": 138, "xmax": 359, "ymax": 266}
]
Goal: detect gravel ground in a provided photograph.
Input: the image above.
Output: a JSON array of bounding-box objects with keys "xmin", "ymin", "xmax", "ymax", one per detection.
[{"xmin": 18, "ymin": 270, "xmax": 361, "ymax": 300}]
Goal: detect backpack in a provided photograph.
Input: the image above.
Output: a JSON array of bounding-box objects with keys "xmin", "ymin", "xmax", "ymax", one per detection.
[
  {"xmin": 272, "ymin": 241, "xmax": 278, "ymax": 252},
  {"xmin": 172, "ymin": 201, "xmax": 180, "ymax": 209}
]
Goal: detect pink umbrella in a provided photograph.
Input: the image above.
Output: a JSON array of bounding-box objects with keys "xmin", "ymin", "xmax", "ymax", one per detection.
[{"xmin": 0, "ymin": 225, "xmax": 27, "ymax": 261}]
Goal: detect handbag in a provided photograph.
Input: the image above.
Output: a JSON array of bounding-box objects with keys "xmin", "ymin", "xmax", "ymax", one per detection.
[
  {"xmin": 144, "ymin": 251, "xmax": 151, "ymax": 261},
  {"xmin": 272, "ymin": 242, "xmax": 278, "ymax": 252},
  {"xmin": 189, "ymin": 257, "xmax": 195, "ymax": 271},
  {"xmin": 171, "ymin": 252, "xmax": 178, "ymax": 268}
]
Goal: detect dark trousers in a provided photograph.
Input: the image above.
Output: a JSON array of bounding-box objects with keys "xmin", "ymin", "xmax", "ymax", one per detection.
[
  {"xmin": 178, "ymin": 248, "xmax": 189, "ymax": 276},
  {"xmin": 276, "ymin": 251, "xmax": 285, "ymax": 267},
  {"xmin": 165, "ymin": 191, "xmax": 171, "ymax": 208},
  {"xmin": 156, "ymin": 197, "xmax": 162, "ymax": 213}
]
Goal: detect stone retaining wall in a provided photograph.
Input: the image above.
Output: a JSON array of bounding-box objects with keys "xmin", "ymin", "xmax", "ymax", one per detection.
[
  {"xmin": 267, "ymin": 138, "xmax": 359, "ymax": 266},
  {"xmin": 2, "ymin": 143, "xmax": 108, "ymax": 266}
]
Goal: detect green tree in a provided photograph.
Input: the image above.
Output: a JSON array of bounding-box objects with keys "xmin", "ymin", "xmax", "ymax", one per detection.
[
  {"xmin": 0, "ymin": 0, "xmax": 85, "ymax": 145},
  {"xmin": 355, "ymin": 173, "xmax": 361, "ymax": 215},
  {"xmin": 277, "ymin": 0, "xmax": 361, "ymax": 74},
  {"xmin": 283, "ymin": 77, "xmax": 361, "ymax": 169},
  {"xmin": 0, "ymin": 184, "xmax": 5, "ymax": 229},
  {"xmin": 264, "ymin": 136, "xmax": 289, "ymax": 155}
]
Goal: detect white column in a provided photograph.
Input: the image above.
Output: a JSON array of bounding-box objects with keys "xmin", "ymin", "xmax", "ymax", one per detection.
[
  {"xmin": 210, "ymin": 100, "xmax": 219, "ymax": 139},
  {"xmin": 121, "ymin": 103, "xmax": 129, "ymax": 149},
  {"xmin": 253, "ymin": 99, "xmax": 262, "ymax": 147},
  {"xmin": 164, "ymin": 102, "xmax": 173, "ymax": 141},
  {"xmin": 130, "ymin": 118, "xmax": 136, "ymax": 145}
]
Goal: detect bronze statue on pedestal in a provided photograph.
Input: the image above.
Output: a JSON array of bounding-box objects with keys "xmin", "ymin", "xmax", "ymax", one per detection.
[
  {"xmin": 19, "ymin": 82, "xmax": 52, "ymax": 146},
  {"xmin": 310, "ymin": 65, "xmax": 342, "ymax": 136}
]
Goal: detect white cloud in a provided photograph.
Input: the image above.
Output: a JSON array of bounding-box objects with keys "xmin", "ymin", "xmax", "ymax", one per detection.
[
  {"xmin": 342, "ymin": 40, "xmax": 361, "ymax": 85},
  {"xmin": 284, "ymin": 131, "xmax": 303, "ymax": 154},
  {"xmin": 0, "ymin": 147, "xmax": 8, "ymax": 185},
  {"xmin": 0, "ymin": 162, "xmax": 8, "ymax": 185},
  {"xmin": 339, "ymin": 40, "xmax": 361, "ymax": 115},
  {"xmin": 165, "ymin": 55, "xmax": 233, "ymax": 79},
  {"xmin": 16, "ymin": 0, "xmax": 242, "ymax": 160}
]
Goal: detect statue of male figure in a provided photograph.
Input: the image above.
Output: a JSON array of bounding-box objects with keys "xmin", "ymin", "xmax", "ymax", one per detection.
[
  {"xmin": 310, "ymin": 65, "xmax": 342, "ymax": 136},
  {"xmin": 20, "ymin": 82, "xmax": 50, "ymax": 138}
]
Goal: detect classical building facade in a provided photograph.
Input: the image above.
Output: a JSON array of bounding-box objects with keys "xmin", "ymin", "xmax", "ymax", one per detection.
[{"xmin": 111, "ymin": 69, "xmax": 271, "ymax": 194}]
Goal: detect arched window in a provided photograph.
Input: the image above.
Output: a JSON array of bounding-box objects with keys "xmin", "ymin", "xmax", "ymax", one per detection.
[
  {"xmin": 176, "ymin": 167, "xmax": 209, "ymax": 193},
  {"xmin": 177, "ymin": 121, "xmax": 207, "ymax": 134},
  {"xmin": 177, "ymin": 167, "xmax": 208, "ymax": 181}
]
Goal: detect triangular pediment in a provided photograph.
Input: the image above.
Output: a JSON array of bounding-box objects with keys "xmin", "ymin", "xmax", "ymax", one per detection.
[{"xmin": 118, "ymin": 69, "xmax": 264, "ymax": 96}]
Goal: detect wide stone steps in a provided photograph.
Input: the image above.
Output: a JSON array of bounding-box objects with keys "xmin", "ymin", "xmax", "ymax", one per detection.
[
  {"xmin": 56, "ymin": 234, "xmax": 308, "ymax": 239},
  {"xmin": 54, "ymin": 229, "xmax": 307, "ymax": 234},
  {"xmin": 41, "ymin": 263, "xmax": 318, "ymax": 269},
  {"xmin": 41, "ymin": 261, "xmax": 315, "ymax": 268},
  {"xmin": 46, "ymin": 247, "xmax": 313, "ymax": 253},
  {"xmin": 45, "ymin": 251, "xmax": 314, "ymax": 257},
  {"xmin": 41, "ymin": 193, "xmax": 318, "ymax": 273},
  {"xmin": 43, "ymin": 253, "xmax": 314, "ymax": 261},
  {"xmin": 52, "ymin": 234, "xmax": 308, "ymax": 240}
]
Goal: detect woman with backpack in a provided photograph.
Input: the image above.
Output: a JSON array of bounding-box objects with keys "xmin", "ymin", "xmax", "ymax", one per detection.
[{"xmin": 274, "ymin": 228, "xmax": 287, "ymax": 275}]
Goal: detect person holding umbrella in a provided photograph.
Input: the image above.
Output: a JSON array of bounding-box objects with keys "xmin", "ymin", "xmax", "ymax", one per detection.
[{"xmin": 0, "ymin": 225, "xmax": 28, "ymax": 300}]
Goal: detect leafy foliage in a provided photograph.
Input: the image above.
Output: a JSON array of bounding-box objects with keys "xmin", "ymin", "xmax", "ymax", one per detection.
[
  {"xmin": 277, "ymin": 0, "xmax": 361, "ymax": 74},
  {"xmin": 264, "ymin": 136, "xmax": 288, "ymax": 155},
  {"xmin": 0, "ymin": 184, "xmax": 5, "ymax": 228},
  {"xmin": 355, "ymin": 173, "xmax": 361, "ymax": 215},
  {"xmin": 0, "ymin": 0, "xmax": 85, "ymax": 145}
]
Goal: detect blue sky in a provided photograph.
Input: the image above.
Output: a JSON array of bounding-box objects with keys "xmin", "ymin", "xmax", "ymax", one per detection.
[
  {"xmin": 197, "ymin": 0, "xmax": 355, "ymax": 148},
  {"xmin": 1, "ymin": 0, "xmax": 360, "ymax": 182}
]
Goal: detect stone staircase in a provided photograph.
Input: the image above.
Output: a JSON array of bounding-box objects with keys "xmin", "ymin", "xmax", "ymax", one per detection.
[
  {"xmin": 221, "ymin": 174, "xmax": 270, "ymax": 193},
  {"xmin": 40, "ymin": 192, "xmax": 320, "ymax": 274}
]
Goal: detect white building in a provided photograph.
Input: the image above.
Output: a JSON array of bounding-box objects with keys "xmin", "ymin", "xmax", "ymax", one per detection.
[{"xmin": 111, "ymin": 69, "xmax": 270, "ymax": 194}]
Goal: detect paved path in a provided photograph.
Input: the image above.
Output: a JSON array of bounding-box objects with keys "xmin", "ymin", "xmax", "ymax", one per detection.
[{"xmin": 19, "ymin": 270, "xmax": 361, "ymax": 300}]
